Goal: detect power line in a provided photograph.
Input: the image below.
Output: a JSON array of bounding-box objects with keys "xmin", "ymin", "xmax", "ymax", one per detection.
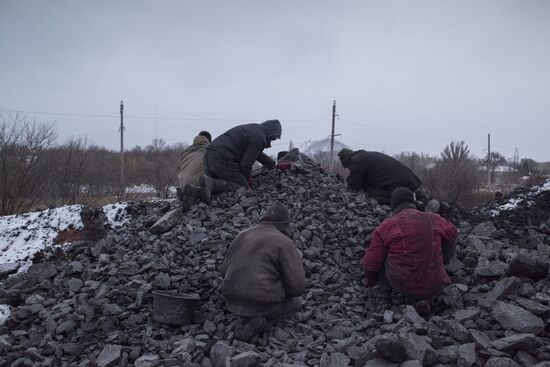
[
  {"xmin": 0, "ymin": 107, "xmax": 325, "ymax": 123},
  {"xmin": 3, "ymin": 106, "xmax": 549, "ymax": 155},
  {"xmin": 0, "ymin": 82, "xmax": 330, "ymax": 104},
  {"xmin": 339, "ymin": 118, "xmax": 550, "ymax": 153}
]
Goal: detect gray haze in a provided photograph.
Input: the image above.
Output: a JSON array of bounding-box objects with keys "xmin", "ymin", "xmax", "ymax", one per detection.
[{"xmin": 1, "ymin": 0, "xmax": 549, "ymax": 161}]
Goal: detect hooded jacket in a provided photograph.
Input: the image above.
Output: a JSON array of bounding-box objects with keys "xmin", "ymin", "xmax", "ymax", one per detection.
[
  {"xmin": 362, "ymin": 206, "xmax": 459, "ymax": 298},
  {"xmin": 220, "ymin": 215, "xmax": 306, "ymax": 309},
  {"xmin": 177, "ymin": 135, "xmax": 210, "ymax": 187},
  {"xmin": 205, "ymin": 120, "xmax": 281, "ymax": 178},
  {"xmin": 343, "ymin": 150, "xmax": 421, "ymax": 194}
]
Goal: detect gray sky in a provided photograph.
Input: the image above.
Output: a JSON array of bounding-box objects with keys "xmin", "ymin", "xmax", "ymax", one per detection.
[{"xmin": 1, "ymin": 0, "xmax": 549, "ymax": 161}]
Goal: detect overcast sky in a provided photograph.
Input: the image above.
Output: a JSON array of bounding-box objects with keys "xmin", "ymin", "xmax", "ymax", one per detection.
[{"xmin": 1, "ymin": 0, "xmax": 549, "ymax": 161}]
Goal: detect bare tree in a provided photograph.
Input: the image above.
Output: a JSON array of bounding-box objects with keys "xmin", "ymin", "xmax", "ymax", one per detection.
[
  {"xmin": 141, "ymin": 138, "xmax": 178, "ymax": 197},
  {"xmin": 436, "ymin": 141, "xmax": 480, "ymax": 206},
  {"xmin": 0, "ymin": 112, "xmax": 57, "ymax": 215},
  {"xmin": 42, "ymin": 137, "xmax": 100, "ymax": 206}
]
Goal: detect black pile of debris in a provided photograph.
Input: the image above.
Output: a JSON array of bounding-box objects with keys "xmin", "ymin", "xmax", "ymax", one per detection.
[{"xmin": 1, "ymin": 151, "xmax": 549, "ymax": 367}]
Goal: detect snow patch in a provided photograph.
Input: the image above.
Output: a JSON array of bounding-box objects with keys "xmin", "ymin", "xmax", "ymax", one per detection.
[
  {"xmin": 102, "ymin": 202, "xmax": 130, "ymax": 228},
  {"xmin": 126, "ymin": 184, "xmax": 156, "ymax": 194},
  {"xmin": 0, "ymin": 205, "xmax": 83, "ymax": 267},
  {"xmin": 491, "ymin": 179, "xmax": 550, "ymax": 216}
]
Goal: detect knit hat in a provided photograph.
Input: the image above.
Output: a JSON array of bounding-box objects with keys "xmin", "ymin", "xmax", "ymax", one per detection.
[
  {"xmin": 261, "ymin": 120, "xmax": 282, "ymax": 140},
  {"xmin": 390, "ymin": 187, "xmax": 415, "ymax": 209},
  {"xmin": 260, "ymin": 203, "xmax": 290, "ymax": 224},
  {"xmin": 198, "ymin": 131, "xmax": 212, "ymax": 142},
  {"xmin": 338, "ymin": 148, "xmax": 354, "ymax": 167}
]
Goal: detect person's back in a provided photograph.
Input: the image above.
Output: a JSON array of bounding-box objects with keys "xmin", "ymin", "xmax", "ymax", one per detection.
[
  {"xmin": 202, "ymin": 120, "xmax": 282, "ymax": 194},
  {"xmin": 339, "ymin": 149, "xmax": 421, "ymax": 205},
  {"xmin": 220, "ymin": 204, "xmax": 306, "ymax": 318},
  {"xmin": 207, "ymin": 123, "xmax": 267, "ymax": 164},
  {"xmin": 363, "ymin": 188, "xmax": 458, "ymax": 298},
  {"xmin": 177, "ymin": 134, "xmax": 210, "ymax": 187}
]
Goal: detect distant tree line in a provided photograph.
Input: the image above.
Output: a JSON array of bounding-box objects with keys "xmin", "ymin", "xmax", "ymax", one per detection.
[
  {"xmin": 0, "ymin": 112, "xmax": 183, "ymax": 215},
  {"xmin": 1, "ymin": 112, "xmax": 549, "ymax": 215}
]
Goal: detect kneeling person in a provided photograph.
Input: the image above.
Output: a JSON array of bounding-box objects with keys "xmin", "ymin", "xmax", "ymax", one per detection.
[
  {"xmin": 220, "ymin": 203, "xmax": 306, "ymax": 321},
  {"xmin": 362, "ymin": 187, "xmax": 459, "ymax": 298}
]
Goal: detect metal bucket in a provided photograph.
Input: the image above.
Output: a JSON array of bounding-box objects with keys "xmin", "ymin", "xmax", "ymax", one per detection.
[{"xmin": 152, "ymin": 290, "xmax": 201, "ymax": 326}]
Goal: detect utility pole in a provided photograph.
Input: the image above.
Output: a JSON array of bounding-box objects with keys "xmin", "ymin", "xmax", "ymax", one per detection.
[
  {"xmin": 120, "ymin": 100, "xmax": 125, "ymax": 197},
  {"xmin": 487, "ymin": 133, "xmax": 491, "ymax": 186},
  {"xmin": 329, "ymin": 100, "xmax": 336, "ymax": 173}
]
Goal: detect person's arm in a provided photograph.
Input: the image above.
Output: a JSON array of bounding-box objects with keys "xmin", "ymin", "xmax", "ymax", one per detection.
[
  {"xmin": 362, "ymin": 228, "xmax": 387, "ymax": 283},
  {"xmin": 279, "ymin": 243, "xmax": 306, "ymax": 297},
  {"xmin": 257, "ymin": 152, "xmax": 276, "ymax": 169},
  {"xmin": 439, "ymin": 216, "xmax": 459, "ymax": 242},
  {"xmin": 219, "ymin": 241, "xmax": 236, "ymax": 277},
  {"xmin": 240, "ymin": 138, "xmax": 265, "ymax": 177}
]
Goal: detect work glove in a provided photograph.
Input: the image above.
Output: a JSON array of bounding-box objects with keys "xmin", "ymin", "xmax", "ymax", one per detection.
[
  {"xmin": 275, "ymin": 161, "xmax": 291, "ymax": 171},
  {"xmin": 364, "ymin": 271, "xmax": 378, "ymax": 288},
  {"xmin": 247, "ymin": 176, "xmax": 254, "ymax": 188}
]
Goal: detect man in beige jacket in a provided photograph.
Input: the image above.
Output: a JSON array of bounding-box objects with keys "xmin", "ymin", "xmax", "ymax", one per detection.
[
  {"xmin": 220, "ymin": 203, "xmax": 306, "ymax": 340},
  {"xmin": 176, "ymin": 131, "xmax": 211, "ymax": 209}
]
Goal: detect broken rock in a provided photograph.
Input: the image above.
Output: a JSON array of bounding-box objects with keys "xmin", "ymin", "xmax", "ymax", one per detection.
[
  {"xmin": 506, "ymin": 254, "xmax": 549, "ymax": 281},
  {"xmin": 492, "ymin": 302, "xmax": 545, "ymax": 334}
]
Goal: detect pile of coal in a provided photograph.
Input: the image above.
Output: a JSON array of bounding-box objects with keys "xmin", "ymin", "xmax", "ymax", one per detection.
[{"xmin": 1, "ymin": 154, "xmax": 549, "ymax": 367}]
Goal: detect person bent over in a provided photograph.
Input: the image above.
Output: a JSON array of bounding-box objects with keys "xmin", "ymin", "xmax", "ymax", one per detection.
[
  {"xmin": 200, "ymin": 120, "xmax": 289, "ymax": 203},
  {"xmin": 362, "ymin": 187, "xmax": 459, "ymax": 299},
  {"xmin": 220, "ymin": 203, "xmax": 306, "ymax": 340},
  {"xmin": 338, "ymin": 148, "xmax": 422, "ymax": 206},
  {"xmin": 176, "ymin": 131, "xmax": 211, "ymax": 209}
]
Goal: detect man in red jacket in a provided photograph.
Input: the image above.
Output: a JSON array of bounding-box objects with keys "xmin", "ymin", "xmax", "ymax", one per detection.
[{"xmin": 362, "ymin": 187, "xmax": 459, "ymax": 298}]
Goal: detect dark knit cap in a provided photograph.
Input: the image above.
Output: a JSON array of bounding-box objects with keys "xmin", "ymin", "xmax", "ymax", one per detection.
[
  {"xmin": 260, "ymin": 203, "xmax": 290, "ymax": 224},
  {"xmin": 198, "ymin": 131, "xmax": 212, "ymax": 142},
  {"xmin": 261, "ymin": 120, "xmax": 282, "ymax": 140},
  {"xmin": 390, "ymin": 187, "xmax": 415, "ymax": 209},
  {"xmin": 277, "ymin": 151, "xmax": 289, "ymax": 160},
  {"xmin": 338, "ymin": 148, "xmax": 354, "ymax": 167}
]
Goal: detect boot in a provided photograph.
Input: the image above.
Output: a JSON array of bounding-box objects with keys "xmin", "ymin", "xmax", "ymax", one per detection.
[
  {"xmin": 199, "ymin": 175, "xmax": 228, "ymax": 204},
  {"xmin": 176, "ymin": 187, "xmax": 184, "ymax": 202},
  {"xmin": 413, "ymin": 299, "xmax": 432, "ymax": 317},
  {"xmin": 234, "ymin": 316, "xmax": 270, "ymax": 342},
  {"xmin": 180, "ymin": 184, "xmax": 200, "ymax": 211},
  {"xmin": 199, "ymin": 175, "xmax": 214, "ymax": 204}
]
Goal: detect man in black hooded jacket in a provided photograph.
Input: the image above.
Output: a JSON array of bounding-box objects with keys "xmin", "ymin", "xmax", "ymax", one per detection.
[
  {"xmin": 338, "ymin": 148, "xmax": 422, "ymax": 205},
  {"xmin": 200, "ymin": 120, "xmax": 288, "ymax": 202}
]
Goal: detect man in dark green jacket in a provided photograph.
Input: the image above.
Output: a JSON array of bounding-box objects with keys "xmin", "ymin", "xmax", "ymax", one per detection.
[{"xmin": 220, "ymin": 203, "xmax": 306, "ymax": 339}]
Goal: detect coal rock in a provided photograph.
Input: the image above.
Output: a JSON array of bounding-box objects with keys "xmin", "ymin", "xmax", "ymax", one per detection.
[
  {"xmin": 1, "ymin": 158, "xmax": 549, "ymax": 366},
  {"xmin": 484, "ymin": 357, "xmax": 521, "ymax": 367},
  {"xmin": 491, "ymin": 333, "xmax": 535, "ymax": 352},
  {"xmin": 492, "ymin": 302, "xmax": 545, "ymax": 334},
  {"xmin": 507, "ymin": 254, "xmax": 549, "ymax": 281},
  {"xmin": 96, "ymin": 344, "xmax": 121, "ymax": 367},
  {"xmin": 374, "ymin": 336, "xmax": 407, "ymax": 363}
]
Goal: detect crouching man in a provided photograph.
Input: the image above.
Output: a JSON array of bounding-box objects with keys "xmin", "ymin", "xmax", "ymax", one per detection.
[
  {"xmin": 220, "ymin": 203, "xmax": 306, "ymax": 341},
  {"xmin": 363, "ymin": 187, "xmax": 459, "ymax": 299}
]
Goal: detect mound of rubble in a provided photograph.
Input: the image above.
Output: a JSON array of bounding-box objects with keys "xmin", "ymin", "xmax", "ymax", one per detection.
[{"xmin": 1, "ymin": 156, "xmax": 549, "ymax": 367}]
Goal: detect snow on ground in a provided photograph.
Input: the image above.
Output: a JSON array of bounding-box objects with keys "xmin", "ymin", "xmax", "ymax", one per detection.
[
  {"xmin": 0, "ymin": 205, "xmax": 83, "ymax": 268},
  {"xmin": 126, "ymin": 184, "xmax": 177, "ymax": 196},
  {"xmin": 0, "ymin": 202, "xmax": 132, "ymax": 270},
  {"xmin": 0, "ymin": 202, "xmax": 131, "ymax": 323},
  {"xmin": 102, "ymin": 202, "xmax": 130, "ymax": 228},
  {"xmin": 126, "ymin": 184, "xmax": 156, "ymax": 194},
  {"xmin": 490, "ymin": 179, "xmax": 550, "ymax": 216}
]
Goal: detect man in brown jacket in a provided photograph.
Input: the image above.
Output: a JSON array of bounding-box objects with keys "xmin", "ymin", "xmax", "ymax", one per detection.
[
  {"xmin": 176, "ymin": 131, "xmax": 211, "ymax": 209},
  {"xmin": 220, "ymin": 203, "xmax": 306, "ymax": 339}
]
